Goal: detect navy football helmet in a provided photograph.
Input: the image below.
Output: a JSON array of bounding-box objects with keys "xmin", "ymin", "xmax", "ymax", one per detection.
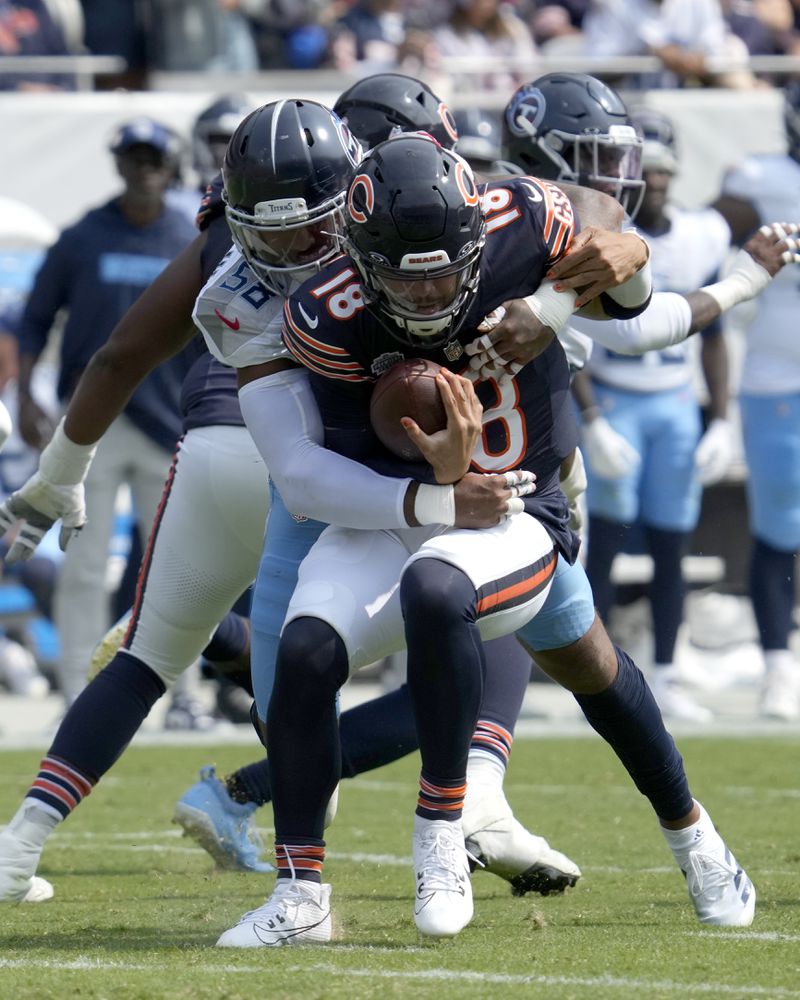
[
  {"xmin": 453, "ymin": 107, "xmax": 503, "ymax": 173},
  {"xmin": 503, "ymin": 73, "xmax": 644, "ymax": 217},
  {"xmin": 345, "ymin": 133, "xmax": 485, "ymax": 348},
  {"xmin": 223, "ymin": 99, "xmax": 362, "ymax": 293},
  {"xmin": 333, "ymin": 73, "xmax": 458, "ymax": 152},
  {"xmin": 629, "ymin": 106, "xmax": 679, "ymax": 174},
  {"xmin": 192, "ymin": 93, "xmax": 253, "ymax": 188}
]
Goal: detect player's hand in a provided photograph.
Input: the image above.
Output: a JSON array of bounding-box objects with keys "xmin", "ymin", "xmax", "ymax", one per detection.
[
  {"xmin": 454, "ymin": 470, "xmax": 537, "ymax": 528},
  {"xmin": 465, "ymin": 300, "xmax": 555, "ymax": 382},
  {"xmin": 0, "ymin": 474, "xmax": 86, "ymax": 563},
  {"xmin": 17, "ymin": 395, "xmax": 56, "ymax": 452},
  {"xmin": 581, "ymin": 417, "xmax": 641, "ymax": 480},
  {"xmin": 694, "ymin": 418, "xmax": 735, "ymax": 486},
  {"xmin": 745, "ymin": 222, "xmax": 800, "ymax": 277},
  {"xmin": 546, "ymin": 228, "xmax": 650, "ymax": 307},
  {"xmin": 402, "ymin": 368, "xmax": 483, "ymax": 484}
]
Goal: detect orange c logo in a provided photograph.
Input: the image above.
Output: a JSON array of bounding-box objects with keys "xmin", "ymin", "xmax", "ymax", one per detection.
[{"xmin": 347, "ymin": 173, "xmax": 374, "ymax": 224}]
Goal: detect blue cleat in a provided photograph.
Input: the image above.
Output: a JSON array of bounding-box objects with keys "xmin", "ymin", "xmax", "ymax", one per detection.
[{"xmin": 173, "ymin": 765, "xmax": 274, "ymax": 873}]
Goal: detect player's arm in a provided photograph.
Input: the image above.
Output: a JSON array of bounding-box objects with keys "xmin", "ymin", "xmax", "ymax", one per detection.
[
  {"xmin": 15, "ymin": 234, "xmax": 72, "ymax": 450},
  {"xmin": 0, "ymin": 232, "xmax": 207, "ymax": 563},
  {"xmin": 540, "ymin": 181, "xmax": 651, "ymax": 311},
  {"xmin": 236, "ymin": 360, "xmax": 527, "ymax": 530},
  {"xmin": 585, "ymin": 223, "xmax": 800, "ymax": 356}
]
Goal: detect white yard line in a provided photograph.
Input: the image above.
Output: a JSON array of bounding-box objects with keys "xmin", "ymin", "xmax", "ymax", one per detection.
[{"xmin": 0, "ymin": 958, "xmax": 798, "ymax": 996}]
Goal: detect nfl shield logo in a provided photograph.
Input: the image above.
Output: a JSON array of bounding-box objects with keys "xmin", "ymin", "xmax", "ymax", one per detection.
[{"xmin": 444, "ymin": 340, "xmax": 463, "ymax": 362}]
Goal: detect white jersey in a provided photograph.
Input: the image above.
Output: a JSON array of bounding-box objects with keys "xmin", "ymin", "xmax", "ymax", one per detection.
[
  {"xmin": 723, "ymin": 154, "xmax": 800, "ymax": 395},
  {"xmin": 580, "ymin": 205, "xmax": 730, "ymax": 392},
  {"xmin": 192, "ymin": 246, "xmax": 289, "ymax": 369},
  {"xmin": 191, "ymin": 247, "xmax": 410, "ymax": 530}
]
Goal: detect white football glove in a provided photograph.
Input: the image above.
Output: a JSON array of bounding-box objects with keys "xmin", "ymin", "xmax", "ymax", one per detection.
[
  {"xmin": 0, "ymin": 418, "xmax": 95, "ymax": 563},
  {"xmin": 694, "ymin": 418, "xmax": 735, "ymax": 486},
  {"xmin": 581, "ymin": 416, "xmax": 641, "ymax": 480}
]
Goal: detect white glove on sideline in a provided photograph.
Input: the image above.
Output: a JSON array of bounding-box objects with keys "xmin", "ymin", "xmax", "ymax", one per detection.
[
  {"xmin": 694, "ymin": 418, "xmax": 735, "ymax": 486},
  {"xmin": 581, "ymin": 416, "xmax": 641, "ymax": 480}
]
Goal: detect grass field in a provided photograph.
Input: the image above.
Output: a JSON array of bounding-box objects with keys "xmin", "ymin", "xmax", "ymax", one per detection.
[{"xmin": 0, "ymin": 735, "xmax": 798, "ymax": 1000}]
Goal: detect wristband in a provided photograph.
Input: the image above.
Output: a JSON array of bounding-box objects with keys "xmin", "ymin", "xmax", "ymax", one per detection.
[
  {"xmin": 604, "ymin": 257, "xmax": 652, "ymax": 308},
  {"xmin": 38, "ymin": 418, "xmax": 98, "ymax": 486},
  {"xmin": 413, "ymin": 482, "xmax": 456, "ymax": 526},
  {"xmin": 701, "ymin": 249, "xmax": 771, "ymax": 313},
  {"xmin": 523, "ymin": 280, "xmax": 579, "ymax": 334}
]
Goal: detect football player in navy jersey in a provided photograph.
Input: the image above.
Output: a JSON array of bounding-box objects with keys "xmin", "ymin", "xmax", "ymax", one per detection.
[
  {"xmin": 0, "ymin": 85, "xmax": 645, "ymax": 908},
  {"xmin": 0, "ymin": 85, "xmax": 666, "ymax": 923},
  {"xmin": 215, "ymin": 132, "xmax": 755, "ymax": 947}
]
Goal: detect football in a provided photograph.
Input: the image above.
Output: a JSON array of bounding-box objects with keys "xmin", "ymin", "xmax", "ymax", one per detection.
[{"xmin": 369, "ymin": 358, "xmax": 447, "ymax": 461}]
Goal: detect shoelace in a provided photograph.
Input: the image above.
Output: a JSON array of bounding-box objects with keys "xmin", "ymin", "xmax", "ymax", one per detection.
[
  {"xmin": 237, "ymin": 879, "xmax": 320, "ymax": 924},
  {"xmin": 687, "ymin": 850, "xmax": 737, "ymax": 900},
  {"xmin": 418, "ymin": 829, "xmax": 480, "ymax": 890}
]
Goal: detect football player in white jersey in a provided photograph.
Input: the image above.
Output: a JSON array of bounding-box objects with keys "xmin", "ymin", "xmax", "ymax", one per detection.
[
  {"xmin": 579, "ymin": 108, "xmax": 733, "ymax": 724},
  {"xmin": 0, "ymin": 84, "xmax": 649, "ymax": 906},
  {"xmin": 710, "ymin": 81, "xmax": 800, "ymax": 720}
]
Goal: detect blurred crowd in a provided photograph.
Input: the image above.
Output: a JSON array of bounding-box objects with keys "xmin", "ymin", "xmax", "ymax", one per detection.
[{"xmin": 3, "ymin": 0, "xmax": 800, "ymax": 93}]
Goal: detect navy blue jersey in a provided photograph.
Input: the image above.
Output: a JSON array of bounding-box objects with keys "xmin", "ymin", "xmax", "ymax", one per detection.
[
  {"xmin": 283, "ymin": 176, "xmax": 580, "ymax": 561},
  {"xmin": 181, "ymin": 195, "xmax": 243, "ymax": 432},
  {"xmin": 18, "ymin": 197, "xmax": 199, "ymax": 452}
]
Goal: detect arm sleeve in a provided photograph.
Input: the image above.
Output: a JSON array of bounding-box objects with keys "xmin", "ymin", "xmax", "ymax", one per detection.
[
  {"xmin": 238, "ymin": 368, "xmax": 412, "ymax": 529},
  {"xmin": 586, "ymin": 292, "xmax": 693, "ymax": 355}
]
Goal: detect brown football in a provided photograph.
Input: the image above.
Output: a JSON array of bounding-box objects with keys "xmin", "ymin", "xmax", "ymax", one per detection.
[{"xmin": 369, "ymin": 358, "xmax": 447, "ymax": 461}]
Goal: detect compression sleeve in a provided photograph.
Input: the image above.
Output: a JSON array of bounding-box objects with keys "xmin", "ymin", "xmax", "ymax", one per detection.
[
  {"xmin": 585, "ymin": 292, "xmax": 693, "ymax": 355},
  {"xmin": 238, "ymin": 368, "xmax": 411, "ymax": 528}
]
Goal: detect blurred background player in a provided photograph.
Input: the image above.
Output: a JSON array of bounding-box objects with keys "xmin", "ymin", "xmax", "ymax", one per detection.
[
  {"xmin": 11, "ymin": 117, "xmax": 198, "ymax": 710},
  {"xmin": 711, "ymin": 80, "xmax": 800, "ymax": 720},
  {"xmin": 574, "ymin": 106, "xmax": 735, "ymax": 723}
]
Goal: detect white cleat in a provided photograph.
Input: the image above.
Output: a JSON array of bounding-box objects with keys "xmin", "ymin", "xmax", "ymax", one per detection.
[
  {"xmin": 412, "ymin": 818, "xmax": 473, "ymax": 937},
  {"xmin": 760, "ymin": 662, "xmax": 800, "ymax": 721},
  {"xmin": 683, "ymin": 844, "xmax": 755, "ymax": 926},
  {"xmin": 463, "ymin": 789, "xmax": 580, "ymax": 896},
  {"xmin": 666, "ymin": 802, "xmax": 755, "ymax": 927},
  {"xmin": 0, "ymin": 813, "xmax": 49, "ymax": 903},
  {"xmin": 216, "ymin": 879, "xmax": 332, "ymax": 948},
  {"xmin": 22, "ymin": 876, "xmax": 54, "ymax": 903}
]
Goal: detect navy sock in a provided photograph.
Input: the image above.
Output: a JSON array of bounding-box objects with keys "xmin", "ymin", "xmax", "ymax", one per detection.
[
  {"xmin": 750, "ymin": 537, "xmax": 796, "ymax": 650},
  {"xmin": 202, "ymin": 610, "xmax": 249, "ymax": 662},
  {"xmin": 340, "ymin": 684, "xmax": 419, "ymax": 778},
  {"xmin": 478, "ymin": 633, "xmax": 532, "ymax": 736},
  {"xmin": 401, "ymin": 558, "xmax": 483, "ymax": 780},
  {"xmin": 228, "ymin": 759, "xmax": 272, "ymax": 807},
  {"xmin": 573, "ymin": 646, "xmax": 693, "ymax": 821},
  {"xmin": 586, "ymin": 515, "xmax": 628, "ymax": 620},
  {"xmin": 268, "ymin": 617, "xmax": 347, "ymax": 841},
  {"xmin": 46, "ymin": 653, "xmax": 165, "ymax": 785},
  {"xmin": 644, "ymin": 525, "xmax": 688, "ymax": 664}
]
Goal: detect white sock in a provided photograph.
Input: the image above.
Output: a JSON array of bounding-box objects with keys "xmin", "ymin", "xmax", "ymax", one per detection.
[
  {"xmin": 764, "ymin": 649, "xmax": 796, "ymax": 676},
  {"xmin": 7, "ymin": 800, "xmax": 61, "ymax": 847},
  {"xmin": 466, "ymin": 752, "xmax": 506, "ymax": 790},
  {"xmin": 660, "ymin": 800, "xmax": 716, "ymax": 858}
]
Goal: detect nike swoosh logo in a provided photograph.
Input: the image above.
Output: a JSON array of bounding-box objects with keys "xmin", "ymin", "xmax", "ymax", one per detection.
[
  {"xmin": 298, "ymin": 303, "xmax": 319, "ymax": 329},
  {"xmin": 214, "ymin": 308, "xmax": 240, "ymax": 331}
]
